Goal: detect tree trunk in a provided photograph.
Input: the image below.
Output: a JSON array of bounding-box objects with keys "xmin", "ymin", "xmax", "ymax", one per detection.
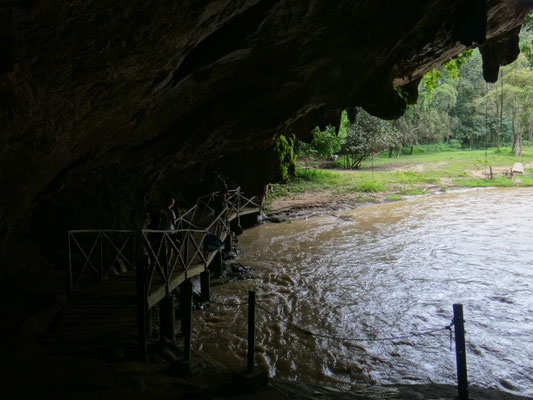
[
  {"xmin": 518, "ymin": 120, "xmax": 523, "ymax": 158},
  {"xmin": 513, "ymin": 117, "xmax": 519, "ymax": 157},
  {"xmin": 498, "ymin": 69, "xmax": 503, "ymax": 152},
  {"xmin": 388, "ymin": 148, "xmax": 393, "ymax": 158},
  {"xmin": 409, "ymin": 145, "xmax": 413, "ymax": 155}
]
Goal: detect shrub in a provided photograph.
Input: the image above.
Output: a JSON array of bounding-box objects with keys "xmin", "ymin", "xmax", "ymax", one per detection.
[{"xmin": 273, "ymin": 134, "xmax": 296, "ymax": 181}]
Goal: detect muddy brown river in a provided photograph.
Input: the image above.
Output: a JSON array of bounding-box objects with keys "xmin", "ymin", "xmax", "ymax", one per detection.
[{"xmin": 191, "ymin": 187, "xmax": 533, "ymax": 397}]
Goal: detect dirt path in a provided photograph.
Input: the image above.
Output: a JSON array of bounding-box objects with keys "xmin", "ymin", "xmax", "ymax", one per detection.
[{"xmin": 267, "ymin": 189, "xmax": 418, "ymax": 221}]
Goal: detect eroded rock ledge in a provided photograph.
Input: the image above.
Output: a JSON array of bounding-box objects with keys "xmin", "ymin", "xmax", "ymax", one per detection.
[{"xmin": 0, "ymin": 0, "xmax": 531, "ymax": 274}]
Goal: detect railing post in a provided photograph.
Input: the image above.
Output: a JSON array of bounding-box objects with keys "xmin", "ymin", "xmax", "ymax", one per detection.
[
  {"xmin": 100, "ymin": 232, "xmax": 104, "ymax": 280},
  {"xmin": 135, "ymin": 230, "xmax": 148, "ymax": 362},
  {"xmin": 66, "ymin": 232, "xmax": 73, "ymax": 296},
  {"xmin": 184, "ymin": 232, "xmax": 189, "ymax": 268},
  {"xmin": 247, "ymin": 290, "xmax": 256, "ymax": 372},
  {"xmin": 453, "ymin": 304, "xmax": 469, "ymax": 400},
  {"xmin": 158, "ymin": 233, "xmax": 168, "ymax": 284},
  {"xmin": 237, "ymin": 193, "xmax": 241, "ymax": 226}
]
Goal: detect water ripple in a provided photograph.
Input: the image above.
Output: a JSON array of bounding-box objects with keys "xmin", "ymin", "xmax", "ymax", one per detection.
[{"xmin": 194, "ymin": 187, "xmax": 533, "ymax": 397}]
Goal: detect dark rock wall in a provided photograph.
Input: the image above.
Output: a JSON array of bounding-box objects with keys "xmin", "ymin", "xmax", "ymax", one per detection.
[{"xmin": 0, "ymin": 1, "xmax": 531, "ymax": 276}]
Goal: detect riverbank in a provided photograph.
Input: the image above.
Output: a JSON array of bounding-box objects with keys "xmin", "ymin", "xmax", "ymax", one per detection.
[{"xmin": 266, "ymin": 149, "xmax": 533, "ymax": 220}]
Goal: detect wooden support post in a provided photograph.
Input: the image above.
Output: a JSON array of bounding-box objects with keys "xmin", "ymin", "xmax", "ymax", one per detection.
[
  {"xmin": 247, "ymin": 290, "xmax": 256, "ymax": 372},
  {"xmin": 453, "ymin": 304, "xmax": 469, "ymax": 400},
  {"xmin": 224, "ymin": 234, "xmax": 232, "ymax": 252},
  {"xmin": 135, "ymin": 231, "xmax": 148, "ymax": 362},
  {"xmin": 212, "ymin": 250, "xmax": 223, "ymax": 277},
  {"xmin": 490, "ymin": 166, "xmax": 493, "ymax": 179},
  {"xmin": 160, "ymin": 294, "xmax": 176, "ymax": 343},
  {"xmin": 181, "ymin": 279, "xmax": 193, "ymax": 361},
  {"xmin": 200, "ymin": 268, "xmax": 210, "ymax": 302}
]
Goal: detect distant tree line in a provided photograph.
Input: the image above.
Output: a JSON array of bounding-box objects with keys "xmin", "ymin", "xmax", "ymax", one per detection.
[{"xmin": 295, "ymin": 18, "xmax": 533, "ymax": 168}]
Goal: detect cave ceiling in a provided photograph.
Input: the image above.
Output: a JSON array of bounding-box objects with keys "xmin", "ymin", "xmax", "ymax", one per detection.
[{"xmin": 0, "ymin": 0, "xmax": 532, "ymax": 273}]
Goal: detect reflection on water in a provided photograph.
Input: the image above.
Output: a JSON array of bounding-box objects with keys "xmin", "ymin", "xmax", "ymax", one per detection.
[{"xmin": 192, "ymin": 187, "xmax": 533, "ymax": 397}]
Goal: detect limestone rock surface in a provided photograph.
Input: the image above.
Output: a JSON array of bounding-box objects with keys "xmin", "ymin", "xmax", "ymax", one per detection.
[{"xmin": 0, "ymin": 0, "xmax": 531, "ymax": 274}]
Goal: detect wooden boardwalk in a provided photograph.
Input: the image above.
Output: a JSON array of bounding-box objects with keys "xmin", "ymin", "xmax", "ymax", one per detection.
[
  {"xmin": 40, "ymin": 271, "xmax": 138, "ymax": 356},
  {"xmin": 46, "ymin": 190, "xmax": 261, "ymax": 358}
]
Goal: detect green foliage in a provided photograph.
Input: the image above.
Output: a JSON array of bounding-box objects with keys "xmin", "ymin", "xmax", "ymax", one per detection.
[
  {"xmin": 386, "ymin": 194, "xmax": 403, "ymax": 201},
  {"xmin": 520, "ymin": 16, "xmax": 533, "ymax": 71},
  {"xmin": 453, "ymin": 177, "xmax": 515, "ymax": 187},
  {"xmin": 311, "ymin": 126, "xmax": 343, "ymax": 158},
  {"xmin": 273, "ymin": 134, "xmax": 296, "ymax": 181},
  {"xmin": 421, "ymin": 49, "xmax": 473, "ymax": 98},
  {"xmin": 352, "ymin": 179, "xmax": 386, "ymax": 193},
  {"xmin": 519, "ymin": 168, "xmax": 533, "ymax": 187},
  {"xmin": 519, "ymin": 176, "xmax": 533, "ymax": 187},
  {"xmin": 422, "ymin": 69, "xmax": 442, "ymax": 98},
  {"xmin": 525, "ymin": 11, "xmax": 533, "ymax": 32},
  {"xmin": 294, "ymin": 112, "xmax": 347, "ymax": 159},
  {"xmin": 343, "ymin": 108, "xmax": 400, "ymax": 168},
  {"xmin": 400, "ymin": 188, "xmax": 424, "ymax": 195},
  {"xmin": 267, "ymin": 145, "xmax": 533, "ymax": 207},
  {"xmin": 444, "ymin": 49, "xmax": 474, "ymax": 80},
  {"xmin": 354, "ymin": 195, "xmax": 378, "ymax": 203}
]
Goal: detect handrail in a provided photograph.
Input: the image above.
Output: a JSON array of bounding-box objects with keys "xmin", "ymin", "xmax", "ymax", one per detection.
[
  {"xmin": 67, "ymin": 187, "xmax": 262, "ymax": 296},
  {"xmin": 68, "ymin": 229, "xmax": 135, "ymax": 234},
  {"xmin": 66, "ymin": 186, "xmax": 264, "ymax": 363},
  {"xmin": 67, "ymin": 229, "xmax": 136, "ymax": 294}
]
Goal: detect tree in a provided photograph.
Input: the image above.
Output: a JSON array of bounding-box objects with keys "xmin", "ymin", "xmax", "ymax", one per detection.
[
  {"xmin": 310, "ymin": 125, "xmax": 343, "ymax": 158},
  {"xmin": 476, "ymin": 56, "xmax": 533, "ymax": 155},
  {"xmin": 343, "ymin": 109, "xmax": 399, "ymax": 169},
  {"xmin": 520, "ymin": 11, "xmax": 533, "ymax": 67}
]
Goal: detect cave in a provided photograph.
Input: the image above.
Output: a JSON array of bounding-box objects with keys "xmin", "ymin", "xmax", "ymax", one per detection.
[
  {"xmin": 1, "ymin": 0, "xmax": 530, "ymax": 276},
  {"xmin": 1, "ymin": 0, "xmax": 532, "ymax": 397}
]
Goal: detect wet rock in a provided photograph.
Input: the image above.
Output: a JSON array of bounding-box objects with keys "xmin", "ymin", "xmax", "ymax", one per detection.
[
  {"xmin": 222, "ymin": 250, "xmax": 238, "ymax": 260},
  {"xmin": 512, "ymin": 163, "xmax": 524, "ymax": 175}
]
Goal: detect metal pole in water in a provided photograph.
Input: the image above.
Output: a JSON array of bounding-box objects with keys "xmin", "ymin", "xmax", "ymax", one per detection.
[
  {"xmin": 453, "ymin": 304, "xmax": 469, "ymax": 400},
  {"xmin": 247, "ymin": 290, "xmax": 256, "ymax": 372}
]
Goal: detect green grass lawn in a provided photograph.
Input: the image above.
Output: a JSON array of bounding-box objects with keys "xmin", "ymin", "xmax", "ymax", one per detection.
[
  {"xmin": 268, "ymin": 146, "xmax": 533, "ymax": 202},
  {"xmin": 358, "ymin": 147, "xmax": 533, "ymax": 171}
]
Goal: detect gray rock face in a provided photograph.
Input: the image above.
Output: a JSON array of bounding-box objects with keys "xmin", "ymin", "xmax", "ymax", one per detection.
[{"xmin": 0, "ymin": 1, "xmax": 531, "ymax": 275}]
